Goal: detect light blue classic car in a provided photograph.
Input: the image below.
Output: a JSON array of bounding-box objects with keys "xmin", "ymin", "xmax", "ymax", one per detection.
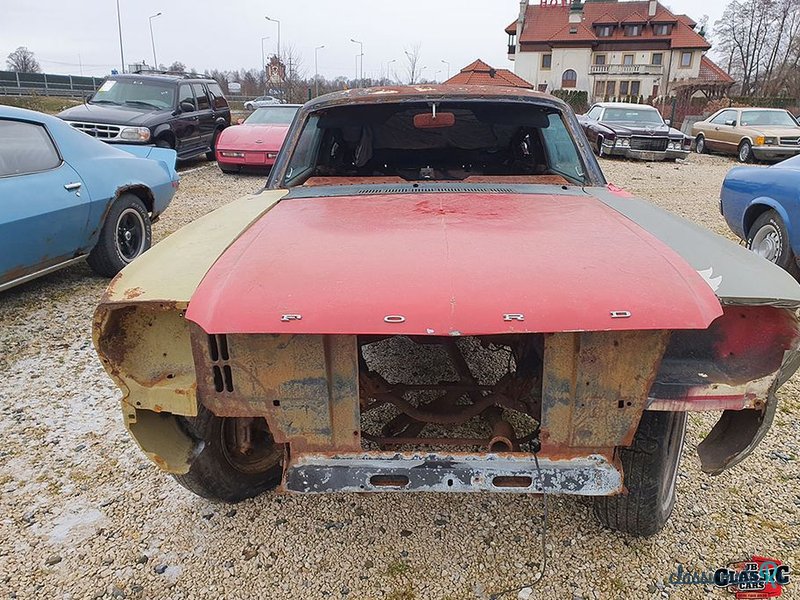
[
  {"xmin": 721, "ymin": 154, "xmax": 800, "ymax": 279},
  {"xmin": 0, "ymin": 105, "xmax": 178, "ymax": 292}
]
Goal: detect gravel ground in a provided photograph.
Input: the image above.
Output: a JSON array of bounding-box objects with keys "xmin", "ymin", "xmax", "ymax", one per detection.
[{"xmin": 1, "ymin": 156, "xmax": 799, "ymax": 600}]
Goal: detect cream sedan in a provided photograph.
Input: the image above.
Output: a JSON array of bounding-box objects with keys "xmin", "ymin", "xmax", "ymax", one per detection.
[{"xmin": 692, "ymin": 107, "xmax": 800, "ymax": 162}]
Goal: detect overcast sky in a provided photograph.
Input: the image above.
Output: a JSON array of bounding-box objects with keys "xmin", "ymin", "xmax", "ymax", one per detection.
[{"xmin": 2, "ymin": 0, "xmax": 729, "ymax": 81}]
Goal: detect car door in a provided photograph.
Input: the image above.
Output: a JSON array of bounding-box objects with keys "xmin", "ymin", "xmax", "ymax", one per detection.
[
  {"xmin": 193, "ymin": 83, "xmax": 216, "ymax": 148},
  {"xmin": 706, "ymin": 109, "xmax": 738, "ymax": 153},
  {"xmin": 173, "ymin": 83, "xmax": 201, "ymax": 155},
  {"xmin": 582, "ymin": 105, "xmax": 604, "ymax": 145},
  {"xmin": 0, "ymin": 118, "xmax": 90, "ymax": 288}
]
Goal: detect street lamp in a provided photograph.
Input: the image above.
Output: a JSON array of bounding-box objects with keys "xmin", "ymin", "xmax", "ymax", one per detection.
[
  {"xmin": 115, "ymin": 0, "xmax": 125, "ymax": 73},
  {"xmin": 314, "ymin": 45, "xmax": 325, "ymax": 97},
  {"xmin": 386, "ymin": 59, "xmax": 397, "ymax": 83},
  {"xmin": 149, "ymin": 12, "xmax": 162, "ymax": 70},
  {"xmin": 350, "ymin": 38, "xmax": 363, "ymax": 86},
  {"xmin": 441, "ymin": 59, "xmax": 450, "ymax": 80},
  {"xmin": 265, "ymin": 16, "xmax": 281, "ymax": 61}
]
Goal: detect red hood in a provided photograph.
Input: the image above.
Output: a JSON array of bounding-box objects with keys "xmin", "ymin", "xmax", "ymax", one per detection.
[
  {"xmin": 216, "ymin": 124, "xmax": 290, "ymax": 152},
  {"xmin": 186, "ymin": 192, "xmax": 723, "ymax": 335}
]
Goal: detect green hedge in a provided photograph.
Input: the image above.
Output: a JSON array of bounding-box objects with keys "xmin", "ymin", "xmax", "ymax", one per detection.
[{"xmin": 551, "ymin": 89, "xmax": 589, "ymax": 113}]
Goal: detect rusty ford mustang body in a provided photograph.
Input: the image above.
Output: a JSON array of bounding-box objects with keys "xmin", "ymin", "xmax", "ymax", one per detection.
[{"xmin": 94, "ymin": 86, "xmax": 800, "ymax": 537}]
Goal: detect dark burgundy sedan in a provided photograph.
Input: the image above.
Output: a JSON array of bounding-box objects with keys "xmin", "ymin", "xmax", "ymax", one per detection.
[
  {"xmin": 216, "ymin": 104, "xmax": 300, "ymax": 173},
  {"xmin": 578, "ymin": 102, "xmax": 690, "ymax": 162}
]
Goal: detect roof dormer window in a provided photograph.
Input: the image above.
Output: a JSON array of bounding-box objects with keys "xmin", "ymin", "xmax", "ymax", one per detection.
[
  {"xmin": 624, "ymin": 24, "xmax": 643, "ymax": 36},
  {"xmin": 596, "ymin": 25, "xmax": 614, "ymax": 37},
  {"xmin": 569, "ymin": 26, "xmax": 578, "ymax": 34},
  {"xmin": 653, "ymin": 23, "xmax": 671, "ymax": 35}
]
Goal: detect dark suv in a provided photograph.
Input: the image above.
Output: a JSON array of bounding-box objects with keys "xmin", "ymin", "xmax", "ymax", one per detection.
[{"xmin": 58, "ymin": 72, "xmax": 231, "ymax": 161}]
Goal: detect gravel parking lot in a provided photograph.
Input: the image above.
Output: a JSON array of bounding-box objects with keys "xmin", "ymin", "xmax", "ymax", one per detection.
[{"xmin": 1, "ymin": 156, "xmax": 798, "ymax": 600}]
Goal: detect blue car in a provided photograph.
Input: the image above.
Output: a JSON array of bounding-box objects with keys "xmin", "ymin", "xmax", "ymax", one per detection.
[
  {"xmin": 721, "ymin": 155, "xmax": 800, "ymax": 278},
  {"xmin": 0, "ymin": 105, "xmax": 178, "ymax": 292}
]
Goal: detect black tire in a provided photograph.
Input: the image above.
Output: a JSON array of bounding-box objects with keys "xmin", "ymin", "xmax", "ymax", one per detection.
[
  {"xmin": 747, "ymin": 209, "xmax": 800, "ymax": 278},
  {"xmin": 738, "ymin": 139, "xmax": 753, "ymax": 163},
  {"xmin": 695, "ymin": 134, "xmax": 706, "ymax": 154},
  {"xmin": 206, "ymin": 129, "xmax": 221, "ymax": 161},
  {"xmin": 173, "ymin": 406, "xmax": 283, "ymax": 502},
  {"xmin": 593, "ymin": 411, "xmax": 686, "ymax": 537},
  {"xmin": 86, "ymin": 193, "xmax": 151, "ymax": 277},
  {"xmin": 154, "ymin": 138, "xmax": 173, "ymax": 149}
]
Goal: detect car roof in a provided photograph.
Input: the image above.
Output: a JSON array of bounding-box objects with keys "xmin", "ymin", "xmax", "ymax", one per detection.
[
  {"xmin": 109, "ymin": 73, "xmax": 216, "ymax": 84},
  {"xmin": 255, "ymin": 104, "xmax": 302, "ymax": 108},
  {"xmin": 303, "ymin": 84, "xmax": 564, "ymax": 112},
  {"xmin": 594, "ymin": 102, "xmax": 657, "ymax": 110}
]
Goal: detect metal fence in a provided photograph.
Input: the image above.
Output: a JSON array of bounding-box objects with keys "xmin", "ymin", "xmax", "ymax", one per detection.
[{"xmin": 0, "ymin": 70, "xmax": 103, "ymax": 97}]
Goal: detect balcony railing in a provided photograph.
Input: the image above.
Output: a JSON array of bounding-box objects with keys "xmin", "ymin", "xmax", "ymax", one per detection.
[{"xmin": 589, "ymin": 64, "xmax": 664, "ymax": 76}]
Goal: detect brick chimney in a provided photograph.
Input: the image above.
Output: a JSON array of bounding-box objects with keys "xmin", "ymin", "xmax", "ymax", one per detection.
[{"xmin": 648, "ymin": 0, "xmax": 658, "ymax": 17}]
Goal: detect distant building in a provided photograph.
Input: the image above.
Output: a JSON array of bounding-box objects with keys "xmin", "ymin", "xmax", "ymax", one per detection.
[
  {"xmin": 445, "ymin": 59, "xmax": 532, "ymax": 88},
  {"xmin": 506, "ymin": 0, "xmax": 733, "ymax": 101}
]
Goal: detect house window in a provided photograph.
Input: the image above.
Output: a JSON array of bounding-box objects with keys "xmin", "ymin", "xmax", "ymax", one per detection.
[
  {"xmin": 680, "ymin": 51, "xmax": 693, "ymax": 67},
  {"xmin": 623, "ymin": 54, "xmax": 634, "ymax": 66},
  {"xmin": 541, "ymin": 54, "xmax": 552, "ymax": 69},
  {"xmin": 594, "ymin": 80, "xmax": 605, "ymax": 96},
  {"xmin": 619, "ymin": 81, "xmax": 630, "ymax": 95},
  {"xmin": 624, "ymin": 24, "xmax": 642, "ymax": 36},
  {"xmin": 596, "ymin": 25, "xmax": 613, "ymax": 37},
  {"xmin": 537, "ymin": 83, "xmax": 548, "ymax": 92},
  {"xmin": 653, "ymin": 24, "xmax": 670, "ymax": 35},
  {"xmin": 561, "ymin": 69, "xmax": 577, "ymax": 88},
  {"xmin": 651, "ymin": 53, "xmax": 663, "ymax": 66},
  {"xmin": 606, "ymin": 81, "xmax": 616, "ymax": 96},
  {"xmin": 594, "ymin": 54, "xmax": 606, "ymax": 65},
  {"xmin": 652, "ymin": 84, "xmax": 660, "ymax": 97},
  {"xmin": 630, "ymin": 81, "xmax": 641, "ymax": 96}
]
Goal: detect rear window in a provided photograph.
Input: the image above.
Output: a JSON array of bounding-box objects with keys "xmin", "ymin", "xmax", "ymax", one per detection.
[
  {"xmin": 282, "ymin": 101, "xmax": 588, "ymax": 187},
  {"xmin": 0, "ymin": 120, "xmax": 61, "ymax": 177},
  {"xmin": 245, "ymin": 106, "xmax": 299, "ymax": 125},
  {"xmin": 207, "ymin": 82, "xmax": 228, "ymax": 110}
]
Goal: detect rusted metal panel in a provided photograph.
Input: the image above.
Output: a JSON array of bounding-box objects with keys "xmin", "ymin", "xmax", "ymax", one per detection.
[
  {"xmin": 192, "ymin": 327, "xmax": 361, "ymax": 452},
  {"xmin": 94, "ymin": 302, "xmax": 198, "ymax": 417},
  {"xmin": 123, "ymin": 406, "xmax": 195, "ymax": 474},
  {"xmin": 541, "ymin": 330, "xmax": 670, "ymax": 449},
  {"xmin": 284, "ymin": 451, "xmax": 623, "ymax": 495}
]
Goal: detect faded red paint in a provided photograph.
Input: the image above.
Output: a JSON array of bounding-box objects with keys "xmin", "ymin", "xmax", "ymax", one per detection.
[{"xmin": 186, "ymin": 192, "xmax": 723, "ymax": 335}]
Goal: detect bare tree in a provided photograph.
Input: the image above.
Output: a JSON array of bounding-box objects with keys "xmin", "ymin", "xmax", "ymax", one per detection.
[
  {"xmin": 714, "ymin": 0, "xmax": 800, "ymax": 96},
  {"xmin": 404, "ymin": 42, "xmax": 422, "ymax": 84},
  {"xmin": 6, "ymin": 46, "xmax": 40, "ymax": 73},
  {"xmin": 167, "ymin": 61, "xmax": 186, "ymax": 73}
]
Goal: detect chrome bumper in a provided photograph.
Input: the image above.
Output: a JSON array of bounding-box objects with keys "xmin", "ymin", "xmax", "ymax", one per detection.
[
  {"xmin": 602, "ymin": 141, "xmax": 689, "ymax": 161},
  {"xmin": 752, "ymin": 145, "xmax": 800, "ymax": 161}
]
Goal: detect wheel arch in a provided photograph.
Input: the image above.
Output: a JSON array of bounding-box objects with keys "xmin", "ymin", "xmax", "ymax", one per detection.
[
  {"xmin": 743, "ymin": 198, "xmax": 790, "ymax": 239},
  {"xmin": 152, "ymin": 125, "xmax": 176, "ymax": 147},
  {"xmin": 117, "ymin": 184, "xmax": 155, "ymax": 215}
]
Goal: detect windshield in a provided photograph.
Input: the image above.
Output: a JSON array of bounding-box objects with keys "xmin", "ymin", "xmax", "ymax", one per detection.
[
  {"xmin": 603, "ymin": 107, "xmax": 664, "ymax": 124},
  {"xmin": 90, "ymin": 79, "xmax": 175, "ymax": 110},
  {"xmin": 282, "ymin": 101, "xmax": 588, "ymax": 187},
  {"xmin": 245, "ymin": 106, "xmax": 299, "ymax": 125},
  {"xmin": 740, "ymin": 110, "xmax": 798, "ymax": 127}
]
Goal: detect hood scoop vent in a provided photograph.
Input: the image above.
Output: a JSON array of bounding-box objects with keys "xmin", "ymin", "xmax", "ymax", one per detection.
[{"xmin": 357, "ymin": 185, "xmax": 514, "ymax": 195}]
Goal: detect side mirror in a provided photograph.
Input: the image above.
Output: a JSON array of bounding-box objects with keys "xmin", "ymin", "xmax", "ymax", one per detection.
[
  {"xmin": 664, "ymin": 118, "xmax": 671, "ymax": 126},
  {"xmin": 179, "ymin": 101, "xmax": 196, "ymax": 113},
  {"xmin": 85, "ymin": 93, "xmax": 94, "ymax": 103}
]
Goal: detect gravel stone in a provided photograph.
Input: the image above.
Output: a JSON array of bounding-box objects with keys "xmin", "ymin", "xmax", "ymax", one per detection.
[{"xmin": 1, "ymin": 158, "xmax": 799, "ymax": 599}]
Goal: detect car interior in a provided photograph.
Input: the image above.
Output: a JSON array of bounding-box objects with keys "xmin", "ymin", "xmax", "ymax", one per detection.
[{"xmin": 282, "ymin": 102, "xmax": 588, "ymax": 187}]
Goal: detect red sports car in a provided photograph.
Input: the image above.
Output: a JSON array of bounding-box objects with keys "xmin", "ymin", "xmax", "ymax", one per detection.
[{"xmin": 215, "ymin": 104, "xmax": 300, "ymax": 173}]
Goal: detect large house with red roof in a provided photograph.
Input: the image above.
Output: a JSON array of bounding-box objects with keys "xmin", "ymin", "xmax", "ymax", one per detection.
[{"xmin": 506, "ymin": 0, "xmax": 733, "ymax": 101}]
